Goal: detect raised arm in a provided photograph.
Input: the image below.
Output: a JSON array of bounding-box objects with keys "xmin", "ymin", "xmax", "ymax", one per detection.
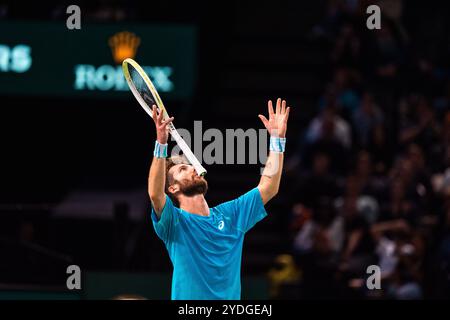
[
  {"xmin": 148, "ymin": 105, "xmax": 174, "ymax": 217},
  {"xmin": 257, "ymin": 98, "xmax": 291, "ymax": 205}
]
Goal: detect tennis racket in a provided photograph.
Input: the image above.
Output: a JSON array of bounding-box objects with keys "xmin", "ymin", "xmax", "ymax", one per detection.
[{"xmin": 122, "ymin": 58, "xmax": 206, "ymax": 176}]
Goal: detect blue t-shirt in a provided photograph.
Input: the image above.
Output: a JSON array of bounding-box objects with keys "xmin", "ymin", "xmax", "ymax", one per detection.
[{"xmin": 151, "ymin": 187, "xmax": 267, "ymax": 300}]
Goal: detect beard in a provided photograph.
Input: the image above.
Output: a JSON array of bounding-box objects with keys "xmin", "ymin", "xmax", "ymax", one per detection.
[{"xmin": 178, "ymin": 175, "xmax": 208, "ymax": 196}]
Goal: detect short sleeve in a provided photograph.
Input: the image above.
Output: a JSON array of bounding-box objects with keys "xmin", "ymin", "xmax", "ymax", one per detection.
[
  {"xmin": 216, "ymin": 187, "xmax": 268, "ymax": 233},
  {"xmin": 151, "ymin": 195, "xmax": 179, "ymax": 243}
]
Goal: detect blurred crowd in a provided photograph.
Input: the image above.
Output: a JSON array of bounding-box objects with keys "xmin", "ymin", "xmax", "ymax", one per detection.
[{"xmin": 272, "ymin": 0, "xmax": 450, "ymax": 299}]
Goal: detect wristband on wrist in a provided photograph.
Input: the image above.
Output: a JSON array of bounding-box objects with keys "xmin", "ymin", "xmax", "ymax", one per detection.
[
  {"xmin": 269, "ymin": 136, "xmax": 286, "ymax": 153},
  {"xmin": 154, "ymin": 140, "xmax": 168, "ymax": 158}
]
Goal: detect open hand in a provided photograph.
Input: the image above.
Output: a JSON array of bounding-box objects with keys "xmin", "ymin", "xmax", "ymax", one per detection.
[{"xmin": 258, "ymin": 98, "xmax": 291, "ymax": 138}]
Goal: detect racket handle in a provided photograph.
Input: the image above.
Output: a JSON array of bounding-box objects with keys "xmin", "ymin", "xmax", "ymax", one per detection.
[{"xmin": 170, "ymin": 128, "xmax": 207, "ymax": 176}]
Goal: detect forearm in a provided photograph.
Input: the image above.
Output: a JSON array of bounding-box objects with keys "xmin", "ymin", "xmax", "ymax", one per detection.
[
  {"xmin": 148, "ymin": 156, "xmax": 167, "ymax": 213},
  {"xmin": 259, "ymin": 151, "xmax": 283, "ymax": 189},
  {"xmin": 258, "ymin": 149, "xmax": 284, "ymax": 204}
]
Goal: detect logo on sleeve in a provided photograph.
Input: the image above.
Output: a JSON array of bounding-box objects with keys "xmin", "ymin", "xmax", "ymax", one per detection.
[{"xmin": 218, "ymin": 220, "xmax": 225, "ymax": 230}]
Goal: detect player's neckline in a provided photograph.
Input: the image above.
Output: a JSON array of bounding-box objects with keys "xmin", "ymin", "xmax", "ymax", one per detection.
[{"xmin": 181, "ymin": 208, "xmax": 212, "ymax": 219}]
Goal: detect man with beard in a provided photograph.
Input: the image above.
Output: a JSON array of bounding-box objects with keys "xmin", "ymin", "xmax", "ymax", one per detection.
[{"xmin": 148, "ymin": 98, "xmax": 291, "ymax": 300}]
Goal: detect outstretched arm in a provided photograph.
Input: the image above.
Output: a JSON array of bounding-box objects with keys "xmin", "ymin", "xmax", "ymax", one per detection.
[
  {"xmin": 257, "ymin": 98, "xmax": 291, "ymax": 205},
  {"xmin": 148, "ymin": 105, "xmax": 174, "ymax": 217}
]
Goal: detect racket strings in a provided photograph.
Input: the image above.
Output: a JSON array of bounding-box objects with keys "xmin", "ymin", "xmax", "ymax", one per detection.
[{"xmin": 129, "ymin": 65, "xmax": 157, "ymax": 112}]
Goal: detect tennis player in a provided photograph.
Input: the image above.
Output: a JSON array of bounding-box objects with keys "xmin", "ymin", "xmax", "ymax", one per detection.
[{"xmin": 148, "ymin": 98, "xmax": 290, "ymax": 300}]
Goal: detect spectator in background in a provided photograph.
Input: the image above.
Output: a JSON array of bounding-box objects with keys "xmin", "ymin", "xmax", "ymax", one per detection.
[
  {"xmin": 398, "ymin": 96, "xmax": 440, "ymax": 153},
  {"xmin": 334, "ymin": 170, "xmax": 380, "ymax": 224},
  {"xmin": 362, "ymin": 22, "xmax": 406, "ymax": 110},
  {"xmin": 385, "ymin": 233, "xmax": 425, "ymax": 300},
  {"xmin": 429, "ymin": 110, "xmax": 450, "ymax": 173},
  {"xmin": 409, "ymin": 53, "xmax": 444, "ymax": 99},
  {"xmin": 389, "ymin": 150, "xmax": 434, "ymax": 213},
  {"xmin": 379, "ymin": 178, "xmax": 419, "ymax": 227},
  {"xmin": 386, "ymin": 260, "xmax": 423, "ymax": 299},
  {"xmin": 407, "ymin": 144, "xmax": 428, "ymax": 179},
  {"xmin": 352, "ymin": 92, "xmax": 384, "ymax": 148},
  {"xmin": 303, "ymin": 105, "xmax": 352, "ymax": 173},
  {"xmin": 367, "ymin": 124, "xmax": 393, "ymax": 175},
  {"xmin": 319, "ymin": 68, "xmax": 361, "ymax": 119},
  {"xmin": 367, "ymin": 23, "xmax": 404, "ymax": 81},
  {"xmin": 311, "ymin": 0, "xmax": 346, "ymax": 40},
  {"xmin": 319, "ymin": 83, "xmax": 340, "ymax": 111},
  {"xmin": 306, "ymin": 106, "xmax": 352, "ymax": 149},
  {"xmin": 378, "ymin": 0, "xmax": 408, "ymax": 42},
  {"xmin": 407, "ymin": 144, "xmax": 435, "ymax": 207},
  {"xmin": 353, "ymin": 150, "xmax": 387, "ymax": 203},
  {"xmin": 292, "ymin": 152, "xmax": 339, "ymax": 210},
  {"xmin": 371, "ymin": 209, "xmax": 425, "ymax": 299},
  {"xmin": 292, "ymin": 200, "xmax": 341, "ymax": 299},
  {"xmin": 331, "ymin": 22, "xmax": 362, "ymax": 69},
  {"xmin": 333, "ymin": 176, "xmax": 377, "ymax": 278}
]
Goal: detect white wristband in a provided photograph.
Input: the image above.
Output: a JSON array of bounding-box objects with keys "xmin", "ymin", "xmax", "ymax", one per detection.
[
  {"xmin": 154, "ymin": 141, "xmax": 168, "ymax": 158},
  {"xmin": 269, "ymin": 136, "xmax": 286, "ymax": 153}
]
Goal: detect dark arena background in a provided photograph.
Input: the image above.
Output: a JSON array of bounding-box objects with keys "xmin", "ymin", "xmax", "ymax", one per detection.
[{"xmin": 1, "ymin": 0, "xmax": 450, "ymax": 302}]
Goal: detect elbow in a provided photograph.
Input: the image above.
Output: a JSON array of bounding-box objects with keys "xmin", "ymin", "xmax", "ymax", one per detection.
[
  {"xmin": 268, "ymin": 181, "xmax": 280, "ymax": 197},
  {"xmin": 148, "ymin": 190, "xmax": 159, "ymax": 202},
  {"xmin": 149, "ymin": 192, "xmax": 165, "ymax": 211},
  {"xmin": 265, "ymin": 190, "xmax": 278, "ymax": 205},
  {"xmin": 268, "ymin": 187, "xmax": 279, "ymax": 200},
  {"xmin": 259, "ymin": 183, "xmax": 279, "ymax": 203}
]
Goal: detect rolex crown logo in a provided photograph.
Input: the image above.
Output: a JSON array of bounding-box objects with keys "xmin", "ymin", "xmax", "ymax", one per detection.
[{"xmin": 108, "ymin": 31, "xmax": 141, "ymax": 64}]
